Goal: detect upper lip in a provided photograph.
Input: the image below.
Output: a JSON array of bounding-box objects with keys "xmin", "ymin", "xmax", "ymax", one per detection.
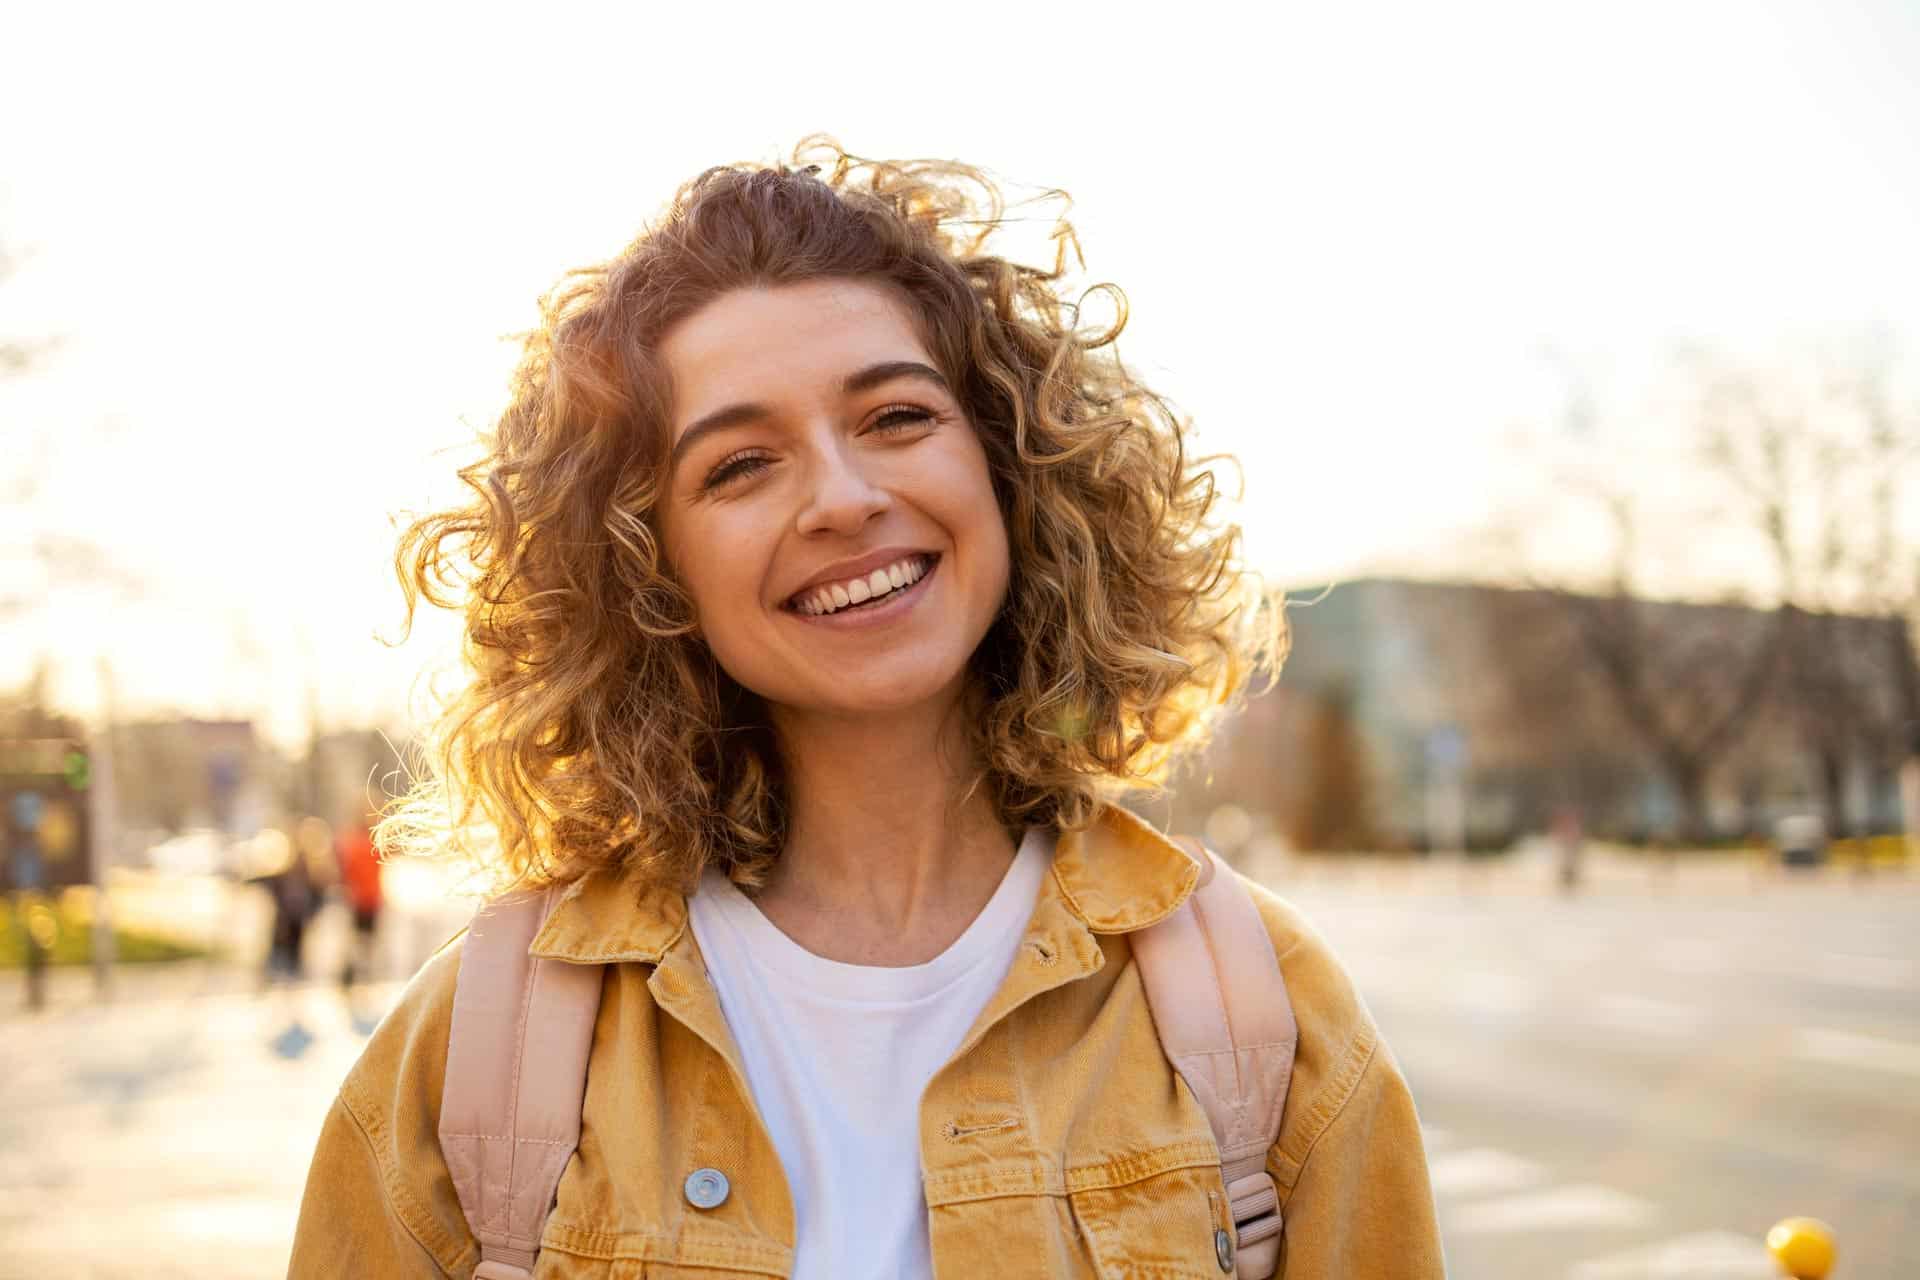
[{"xmin": 783, "ymin": 546, "xmax": 937, "ymax": 605}]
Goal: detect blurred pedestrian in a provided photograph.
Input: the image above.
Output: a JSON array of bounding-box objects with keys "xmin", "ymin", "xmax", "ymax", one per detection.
[
  {"xmin": 334, "ymin": 810, "xmax": 383, "ymax": 991},
  {"xmin": 1552, "ymin": 806, "xmax": 1585, "ymax": 893},
  {"xmin": 258, "ymin": 827, "xmax": 313, "ymax": 989},
  {"xmin": 254, "ymin": 824, "xmax": 328, "ymax": 1059}
]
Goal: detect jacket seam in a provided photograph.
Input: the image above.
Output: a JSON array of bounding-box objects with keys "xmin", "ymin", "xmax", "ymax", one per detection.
[
  {"xmin": 538, "ymin": 1222, "xmax": 792, "ymax": 1273},
  {"xmin": 1268, "ymin": 1017, "xmax": 1379, "ymax": 1200},
  {"xmin": 1049, "ymin": 858, "xmax": 1100, "ymax": 930},
  {"xmin": 336, "ymin": 1081, "xmax": 475, "ymax": 1277},
  {"xmin": 924, "ymin": 1138, "xmax": 1222, "ymax": 1205},
  {"xmin": 1067, "ymin": 1140, "xmax": 1225, "ymax": 1193}
]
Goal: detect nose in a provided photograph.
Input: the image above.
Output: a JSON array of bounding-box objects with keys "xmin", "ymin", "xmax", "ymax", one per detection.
[{"xmin": 795, "ymin": 436, "xmax": 890, "ymax": 537}]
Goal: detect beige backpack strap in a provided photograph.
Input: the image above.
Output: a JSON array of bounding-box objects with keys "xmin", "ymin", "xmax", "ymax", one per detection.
[
  {"xmin": 440, "ymin": 885, "xmax": 607, "ymax": 1280},
  {"xmin": 1132, "ymin": 838, "xmax": 1297, "ymax": 1279}
]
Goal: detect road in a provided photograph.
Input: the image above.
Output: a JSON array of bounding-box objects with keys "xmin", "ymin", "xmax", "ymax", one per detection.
[
  {"xmin": 1272, "ymin": 863, "xmax": 1920, "ymax": 1279},
  {"xmin": 1, "ymin": 858, "xmax": 1914, "ymax": 1278}
]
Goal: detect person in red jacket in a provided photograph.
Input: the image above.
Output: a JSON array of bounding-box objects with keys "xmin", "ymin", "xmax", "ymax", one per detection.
[{"xmin": 334, "ymin": 812, "xmax": 382, "ymax": 990}]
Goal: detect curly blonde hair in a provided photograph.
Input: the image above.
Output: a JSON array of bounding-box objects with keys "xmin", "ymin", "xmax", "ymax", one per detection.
[{"xmin": 383, "ymin": 136, "xmax": 1286, "ymax": 894}]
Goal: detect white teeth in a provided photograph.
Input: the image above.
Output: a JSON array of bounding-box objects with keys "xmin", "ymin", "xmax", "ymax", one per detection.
[{"xmin": 796, "ymin": 555, "xmax": 931, "ymax": 616}]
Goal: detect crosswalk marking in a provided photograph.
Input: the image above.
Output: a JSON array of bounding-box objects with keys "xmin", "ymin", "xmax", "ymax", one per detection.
[
  {"xmin": 1649, "ymin": 938, "xmax": 1910, "ymax": 991},
  {"xmin": 1794, "ymin": 1026, "xmax": 1920, "ymax": 1077},
  {"xmin": 1567, "ymin": 1230, "xmax": 1776, "ymax": 1278},
  {"xmin": 1454, "ymin": 970, "xmax": 1541, "ymax": 1016},
  {"xmin": 1428, "ymin": 1147, "xmax": 1549, "ymax": 1198},
  {"xmin": 1448, "ymin": 1183, "xmax": 1658, "ymax": 1235},
  {"xmin": 157, "ymin": 1194, "xmax": 299, "ymax": 1246},
  {"xmin": 1590, "ymin": 993, "xmax": 1701, "ymax": 1038},
  {"xmin": 1810, "ymin": 950, "xmax": 1911, "ymax": 991},
  {"xmin": 1650, "ymin": 938, "xmax": 1734, "ymax": 977}
]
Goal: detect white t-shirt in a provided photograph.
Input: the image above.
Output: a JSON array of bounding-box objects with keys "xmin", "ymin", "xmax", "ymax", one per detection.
[{"xmin": 686, "ymin": 826, "xmax": 1053, "ymax": 1280}]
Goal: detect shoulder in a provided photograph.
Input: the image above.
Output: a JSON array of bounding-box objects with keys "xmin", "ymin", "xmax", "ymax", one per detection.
[
  {"xmin": 300, "ymin": 932, "xmax": 479, "ymax": 1276},
  {"xmin": 1226, "ymin": 872, "xmax": 1446, "ymax": 1272},
  {"xmin": 1228, "ymin": 873, "xmax": 1396, "ymax": 1188},
  {"xmin": 341, "ymin": 929, "xmax": 467, "ymax": 1116},
  {"xmin": 1232, "ymin": 872, "xmax": 1374, "ymax": 1063}
]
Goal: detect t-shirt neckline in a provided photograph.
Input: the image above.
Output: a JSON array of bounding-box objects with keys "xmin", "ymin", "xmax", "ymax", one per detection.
[{"xmin": 694, "ymin": 826, "xmax": 1054, "ymax": 1005}]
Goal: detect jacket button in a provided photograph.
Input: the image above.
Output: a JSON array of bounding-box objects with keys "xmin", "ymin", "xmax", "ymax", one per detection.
[
  {"xmin": 1215, "ymin": 1226, "xmax": 1235, "ymax": 1272},
  {"xmin": 684, "ymin": 1168, "xmax": 730, "ymax": 1210}
]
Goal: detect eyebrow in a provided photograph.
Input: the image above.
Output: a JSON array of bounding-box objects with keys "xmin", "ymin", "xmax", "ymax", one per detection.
[{"xmin": 668, "ymin": 360, "xmax": 952, "ymax": 472}]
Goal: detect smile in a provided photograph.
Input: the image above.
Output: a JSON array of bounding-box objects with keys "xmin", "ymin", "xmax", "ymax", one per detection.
[{"xmin": 786, "ymin": 553, "xmax": 939, "ymax": 620}]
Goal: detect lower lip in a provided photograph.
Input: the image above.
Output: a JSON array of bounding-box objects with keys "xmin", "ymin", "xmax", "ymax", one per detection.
[{"xmin": 785, "ymin": 558, "xmax": 938, "ymax": 631}]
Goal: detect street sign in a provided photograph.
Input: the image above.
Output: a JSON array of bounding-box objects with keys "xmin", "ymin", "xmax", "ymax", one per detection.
[
  {"xmin": 3, "ymin": 738, "xmax": 93, "ymax": 891},
  {"xmin": 1425, "ymin": 724, "xmax": 1467, "ymax": 774}
]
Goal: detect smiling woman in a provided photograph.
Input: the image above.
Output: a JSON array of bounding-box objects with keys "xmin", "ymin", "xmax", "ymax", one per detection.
[
  {"xmin": 376, "ymin": 139, "xmax": 1278, "ymax": 897},
  {"xmin": 290, "ymin": 138, "xmax": 1441, "ymax": 1280}
]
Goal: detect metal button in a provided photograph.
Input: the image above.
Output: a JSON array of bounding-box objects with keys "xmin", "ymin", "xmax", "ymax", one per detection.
[
  {"xmin": 684, "ymin": 1167, "xmax": 730, "ymax": 1210},
  {"xmin": 1215, "ymin": 1226, "xmax": 1235, "ymax": 1272}
]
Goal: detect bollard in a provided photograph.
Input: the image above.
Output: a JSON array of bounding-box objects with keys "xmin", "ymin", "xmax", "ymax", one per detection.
[{"xmin": 1766, "ymin": 1217, "xmax": 1835, "ymax": 1279}]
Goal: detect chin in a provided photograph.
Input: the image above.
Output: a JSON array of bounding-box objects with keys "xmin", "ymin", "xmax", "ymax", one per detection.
[{"xmin": 771, "ymin": 663, "xmax": 975, "ymax": 723}]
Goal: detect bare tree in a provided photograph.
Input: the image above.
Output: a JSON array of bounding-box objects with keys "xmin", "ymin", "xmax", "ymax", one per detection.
[
  {"xmin": 1553, "ymin": 585, "xmax": 1782, "ymax": 843},
  {"xmin": 1480, "ymin": 399, "xmax": 1786, "ymax": 843},
  {"xmin": 1693, "ymin": 347, "xmax": 1920, "ymax": 837}
]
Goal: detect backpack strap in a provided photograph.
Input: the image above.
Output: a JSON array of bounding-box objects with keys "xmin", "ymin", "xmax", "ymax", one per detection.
[
  {"xmin": 1132, "ymin": 838, "xmax": 1297, "ymax": 1279},
  {"xmin": 440, "ymin": 885, "xmax": 607, "ymax": 1280}
]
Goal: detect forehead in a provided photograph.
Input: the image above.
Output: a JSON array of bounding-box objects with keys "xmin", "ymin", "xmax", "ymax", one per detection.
[{"xmin": 660, "ymin": 280, "xmax": 935, "ymax": 430}]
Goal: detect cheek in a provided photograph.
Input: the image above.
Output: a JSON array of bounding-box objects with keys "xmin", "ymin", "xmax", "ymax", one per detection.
[
  {"xmin": 662, "ymin": 514, "xmax": 751, "ymax": 634},
  {"xmin": 955, "ymin": 452, "xmax": 1010, "ymax": 577}
]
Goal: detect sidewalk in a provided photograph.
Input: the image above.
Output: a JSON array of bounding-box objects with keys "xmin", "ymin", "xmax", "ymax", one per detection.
[
  {"xmin": 0, "ymin": 874, "xmax": 476, "ymax": 1277},
  {"xmin": 0, "ymin": 972, "xmax": 402, "ymax": 1279}
]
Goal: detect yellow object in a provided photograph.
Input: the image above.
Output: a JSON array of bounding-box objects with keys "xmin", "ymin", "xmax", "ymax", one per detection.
[
  {"xmin": 1766, "ymin": 1217, "xmax": 1836, "ymax": 1279},
  {"xmin": 24, "ymin": 899, "xmax": 60, "ymax": 950}
]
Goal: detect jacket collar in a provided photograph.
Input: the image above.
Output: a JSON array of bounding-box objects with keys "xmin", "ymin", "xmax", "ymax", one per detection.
[{"xmin": 528, "ymin": 800, "xmax": 1204, "ymax": 964}]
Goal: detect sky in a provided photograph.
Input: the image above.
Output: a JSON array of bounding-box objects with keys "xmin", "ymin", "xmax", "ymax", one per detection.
[{"xmin": 4, "ymin": 0, "xmax": 1919, "ymax": 744}]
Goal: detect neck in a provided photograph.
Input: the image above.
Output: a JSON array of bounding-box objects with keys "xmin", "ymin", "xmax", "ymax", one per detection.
[{"xmin": 755, "ymin": 685, "xmax": 1019, "ymax": 965}]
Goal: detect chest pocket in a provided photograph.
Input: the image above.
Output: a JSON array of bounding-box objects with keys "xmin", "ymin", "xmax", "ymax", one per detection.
[{"xmin": 1068, "ymin": 1159, "xmax": 1231, "ymax": 1280}]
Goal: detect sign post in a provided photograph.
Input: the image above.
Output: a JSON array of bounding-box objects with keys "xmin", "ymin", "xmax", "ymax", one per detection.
[
  {"xmin": 4, "ymin": 738, "xmax": 95, "ymax": 1010},
  {"xmin": 1423, "ymin": 724, "xmax": 1469, "ymax": 857}
]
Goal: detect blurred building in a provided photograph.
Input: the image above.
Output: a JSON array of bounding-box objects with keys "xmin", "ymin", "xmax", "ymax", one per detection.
[
  {"xmin": 1181, "ymin": 578, "xmax": 1917, "ymax": 852},
  {"xmin": 101, "ymin": 718, "xmax": 411, "ymax": 862},
  {"xmin": 112, "ymin": 718, "xmax": 265, "ymax": 836}
]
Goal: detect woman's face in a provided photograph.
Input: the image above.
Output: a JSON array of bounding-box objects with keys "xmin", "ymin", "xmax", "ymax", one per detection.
[{"xmin": 656, "ymin": 279, "xmax": 1011, "ymax": 724}]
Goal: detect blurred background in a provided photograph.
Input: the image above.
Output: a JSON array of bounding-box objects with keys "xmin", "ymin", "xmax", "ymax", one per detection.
[{"xmin": 3, "ymin": 2, "xmax": 1916, "ymax": 1276}]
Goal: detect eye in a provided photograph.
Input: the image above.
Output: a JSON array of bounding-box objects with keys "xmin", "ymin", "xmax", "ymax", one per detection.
[
  {"xmin": 868, "ymin": 404, "xmax": 937, "ymax": 435},
  {"xmin": 701, "ymin": 448, "xmax": 772, "ymax": 491}
]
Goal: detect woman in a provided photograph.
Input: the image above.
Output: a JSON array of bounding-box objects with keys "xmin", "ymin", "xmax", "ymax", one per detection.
[{"xmin": 291, "ymin": 139, "xmax": 1442, "ymax": 1278}]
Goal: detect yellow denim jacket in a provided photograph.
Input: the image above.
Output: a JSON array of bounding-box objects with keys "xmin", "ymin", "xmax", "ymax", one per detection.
[{"xmin": 291, "ymin": 805, "xmax": 1444, "ymax": 1278}]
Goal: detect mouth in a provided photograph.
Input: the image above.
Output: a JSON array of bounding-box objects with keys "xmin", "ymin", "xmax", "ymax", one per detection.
[{"xmin": 784, "ymin": 552, "xmax": 940, "ymax": 621}]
